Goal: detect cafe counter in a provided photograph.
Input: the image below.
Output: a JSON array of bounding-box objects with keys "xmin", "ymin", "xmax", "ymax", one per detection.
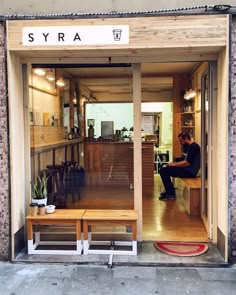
[{"xmin": 84, "ymin": 141, "xmax": 154, "ymax": 186}]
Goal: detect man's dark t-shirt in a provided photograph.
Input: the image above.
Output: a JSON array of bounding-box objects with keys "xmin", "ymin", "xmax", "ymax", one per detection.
[{"xmin": 184, "ymin": 142, "xmax": 200, "ymax": 176}]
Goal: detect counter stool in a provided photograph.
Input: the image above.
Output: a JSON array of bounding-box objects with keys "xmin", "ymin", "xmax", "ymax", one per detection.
[
  {"xmin": 62, "ymin": 161, "xmax": 81, "ymax": 203},
  {"xmin": 40, "ymin": 168, "xmax": 61, "ymax": 205}
]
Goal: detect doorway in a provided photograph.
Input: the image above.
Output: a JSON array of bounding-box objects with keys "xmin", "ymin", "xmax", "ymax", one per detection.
[{"xmin": 139, "ymin": 62, "xmax": 211, "ymax": 243}]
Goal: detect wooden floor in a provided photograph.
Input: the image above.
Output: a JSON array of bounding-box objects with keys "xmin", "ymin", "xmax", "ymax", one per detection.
[{"xmin": 63, "ymin": 175, "xmax": 208, "ymax": 242}]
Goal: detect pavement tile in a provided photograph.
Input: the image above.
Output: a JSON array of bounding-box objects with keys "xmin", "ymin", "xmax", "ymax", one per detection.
[
  {"xmin": 6, "ymin": 276, "xmax": 68, "ymax": 295},
  {"xmin": 156, "ymin": 267, "xmax": 201, "ymax": 281},
  {"xmin": 112, "ymin": 278, "xmax": 158, "ymax": 295},
  {"xmin": 197, "ymin": 267, "xmax": 236, "ymax": 281},
  {"xmin": 113, "ymin": 266, "xmax": 156, "ymax": 279},
  {"xmin": 64, "ymin": 265, "xmax": 113, "ymax": 295},
  {"xmin": 154, "ymin": 280, "xmax": 236, "ymax": 295}
]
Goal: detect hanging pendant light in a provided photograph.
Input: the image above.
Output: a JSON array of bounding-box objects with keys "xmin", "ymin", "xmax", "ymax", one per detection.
[
  {"xmin": 46, "ymin": 70, "xmax": 55, "ymax": 82},
  {"xmin": 184, "ymin": 89, "xmax": 196, "ymax": 100},
  {"xmin": 34, "ymin": 68, "xmax": 46, "ymax": 76},
  {"xmin": 56, "ymin": 77, "xmax": 65, "ymax": 87}
]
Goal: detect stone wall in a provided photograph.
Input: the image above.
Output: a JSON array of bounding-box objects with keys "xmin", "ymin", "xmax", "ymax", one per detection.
[
  {"xmin": 229, "ymin": 16, "xmax": 236, "ymax": 262},
  {"xmin": 0, "ymin": 0, "xmax": 235, "ymax": 15},
  {"xmin": 0, "ymin": 22, "xmax": 10, "ymax": 261}
]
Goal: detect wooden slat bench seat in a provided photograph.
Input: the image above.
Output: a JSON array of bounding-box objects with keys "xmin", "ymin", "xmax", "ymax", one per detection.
[
  {"xmin": 26, "ymin": 209, "xmax": 85, "ymax": 255},
  {"xmin": 175, "ymin": 177, "xmax": 203, "ymax": 216},
  {"xmin": 82, "ymin": 209, "xmax": 138, "ymax": 255}
]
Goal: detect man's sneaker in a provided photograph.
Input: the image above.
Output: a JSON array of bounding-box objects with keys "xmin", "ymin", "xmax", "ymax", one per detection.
[
  {"xmin": 159, "ymin": 194, "xmax": 176, "ymax": 201},
  {"xmin": 160, "ymin": 191, "xmax": 167, "ymax": 197}
]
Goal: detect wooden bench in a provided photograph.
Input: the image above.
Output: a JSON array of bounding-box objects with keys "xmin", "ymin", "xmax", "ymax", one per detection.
[
  {"xmin": 26, "ymin": 209, "xmax": 85, "ymax": 255},
  {"xmin": 174, "ymin": 177, "xmax": 202, "ymax": 216},
  {"xmin": 82, "ymin": 209, "xmax": 138, "ymax": 255}
]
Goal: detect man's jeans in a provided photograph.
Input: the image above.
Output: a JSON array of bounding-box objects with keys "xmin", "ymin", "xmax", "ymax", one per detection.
[{"xmin": 160, "ymin": 166, "xmax": 195, "ymax": 195}]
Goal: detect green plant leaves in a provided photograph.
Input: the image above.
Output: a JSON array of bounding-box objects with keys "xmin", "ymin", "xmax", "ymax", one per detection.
[{"xmin": 31, "ymin": 172, "xmax": 49, "ymax": 199}]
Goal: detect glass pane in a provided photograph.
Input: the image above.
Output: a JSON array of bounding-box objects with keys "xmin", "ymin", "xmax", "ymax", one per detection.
[
  {"xmin": 84, "ymin": 102, "xmax": 135, "ymax": 204},
  {"xmin": 29, "ymin": 67, "xmax": 134, "ymax": 238},
  {"xmin": 29, "ymin": 67, "xmax": 82, "ymax": 209}
]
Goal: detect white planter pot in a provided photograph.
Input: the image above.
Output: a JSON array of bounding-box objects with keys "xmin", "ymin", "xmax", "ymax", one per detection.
[{"xmin": 31, "ymin": 198, "xmax": 47, "ymax": 206}]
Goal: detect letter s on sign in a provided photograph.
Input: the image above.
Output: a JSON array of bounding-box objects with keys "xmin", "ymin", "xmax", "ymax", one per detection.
[{"xmin": 28, "ymin": 33, "xmax": 34, "ymax": 42}]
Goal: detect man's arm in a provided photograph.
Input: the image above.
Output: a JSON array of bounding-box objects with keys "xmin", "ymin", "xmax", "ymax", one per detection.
[{"xmin": 167, "ymin": 160, "xmax": 190, "ymax": 167}]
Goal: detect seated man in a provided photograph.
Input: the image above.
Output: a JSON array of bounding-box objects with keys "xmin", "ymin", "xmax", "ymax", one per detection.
[{"xmin": 159, "ymin": 132, "xmax": 200, "ymax": 201}]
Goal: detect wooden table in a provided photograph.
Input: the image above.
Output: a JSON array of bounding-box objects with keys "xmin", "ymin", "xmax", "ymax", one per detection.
[
  {"xmin": 82, "ymin": 209, "xmax": 138, "ymax": 256},
  {"xmin": 26, "ymin": 209, "xmax": 85, "ymax": 255}
]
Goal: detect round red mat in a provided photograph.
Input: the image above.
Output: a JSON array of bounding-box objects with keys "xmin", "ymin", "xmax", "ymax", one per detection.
[{"xmin": 153, "ymin": 241, "xmax": 208, "ymax": 257}]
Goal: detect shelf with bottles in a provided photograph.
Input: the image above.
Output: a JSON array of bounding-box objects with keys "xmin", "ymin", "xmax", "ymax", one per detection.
[
  {"xmin": 181, "ymin": 113, "xmax": 194, "ymax": 127},
  {"xmin": 180, "ymin": 94, "xmax": 196, "ymax": 138},
  {"xmin": 181, "ymin": 99, "xmax": 195, "ymax": 126}
]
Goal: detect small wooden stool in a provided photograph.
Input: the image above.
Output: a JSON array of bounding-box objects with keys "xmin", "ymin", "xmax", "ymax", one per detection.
[{"xmin": 82, "ymin": 209, "xmax": 138, "ymax": 256}]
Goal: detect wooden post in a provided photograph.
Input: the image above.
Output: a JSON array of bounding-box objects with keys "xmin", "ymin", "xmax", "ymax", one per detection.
[
  {"xmin": 69, "ymin": 80, "xmax": 75, "ymax": 131},
  {"xmin": 133, "ymin": 63, "xmax": 142, "ymax": 241}
]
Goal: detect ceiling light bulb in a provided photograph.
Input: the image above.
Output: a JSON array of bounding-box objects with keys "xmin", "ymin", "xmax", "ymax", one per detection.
[
  {"xmin": 34, "ymin": 68, "xmax": 46, "ymax": 76},
  {"xmin": 56, "ymin": 78, "xmax": 65, "ymax": 87},
  {"xmin": 46, "ymin": 71, "xmax": 55, "ymax": 81}
]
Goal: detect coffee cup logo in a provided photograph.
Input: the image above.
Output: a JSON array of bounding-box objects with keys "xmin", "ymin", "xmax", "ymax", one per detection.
[{"xmin": 113, "ymin": 29, "xmax": 122, "ymax": 41}]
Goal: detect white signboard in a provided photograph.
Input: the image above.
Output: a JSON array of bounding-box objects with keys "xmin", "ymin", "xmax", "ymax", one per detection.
[{"xmin": 22, "ymin": 25, "xmax": 129, "ymax": 45}]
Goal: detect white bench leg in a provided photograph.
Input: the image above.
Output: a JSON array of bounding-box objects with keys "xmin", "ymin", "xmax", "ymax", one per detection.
[
  {"xmin": 28, "ymin": 240, "xmax": 34, "ymax": 254},
  {"xmin": 76, "ymin": 240, "xmax": 82, "ymax": 254},
  {"xmin": 83, "ymin": 240, "xmax": 89, "ymax": 255},
  {"xmin": 132, "ymin": 241, "xmax": 137, "ymax": 255},
  {"xmin": 35, "ymin": 231, "xmax": 40, "ymax": 245}
]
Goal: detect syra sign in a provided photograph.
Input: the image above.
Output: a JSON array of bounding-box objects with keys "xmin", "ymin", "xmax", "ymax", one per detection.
[{"xmin": 22, "ymin": 25, "xmax": 129, "ymax": 46}]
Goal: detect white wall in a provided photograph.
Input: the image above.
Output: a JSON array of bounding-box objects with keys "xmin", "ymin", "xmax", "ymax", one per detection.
[
  {"xmin": 86, "ymin": 102, "xmax": 173, "ymax": 140},
  {"xmin": 142, "ymin": 102, "xmax": 173, "ymax": 146},
  {"xmin": 86, "ymin": 103, "xmax": 133, "ymax": 137},
  {"xmin": 7, "ymin": 53, "xmax": 26, "ymax": 257},
  {"xmin": 29, "ymin": 73, "xmax": 57, "ymax": 126}
]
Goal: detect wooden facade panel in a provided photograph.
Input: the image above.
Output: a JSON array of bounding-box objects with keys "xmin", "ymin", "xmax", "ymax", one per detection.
[{"xmin": 7, "ymin": 15, "xmax": 227, "ymax": 55}]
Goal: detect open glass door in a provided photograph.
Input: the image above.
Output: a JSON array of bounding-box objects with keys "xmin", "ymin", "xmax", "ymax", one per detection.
[{"xmin": 201, "ymin": 62, "xmax": 215, "ymax": 239}]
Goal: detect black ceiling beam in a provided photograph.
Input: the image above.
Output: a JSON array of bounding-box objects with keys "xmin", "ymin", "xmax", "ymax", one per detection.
[{"xmin": 32, "ymin": 63, "xmax": 132, "ymax": 68}]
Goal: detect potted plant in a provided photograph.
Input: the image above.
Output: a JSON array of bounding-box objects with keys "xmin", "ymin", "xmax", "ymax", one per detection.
[{"xmin": 31, "ymin": 172, "xmax": 49, "ymax": 206}]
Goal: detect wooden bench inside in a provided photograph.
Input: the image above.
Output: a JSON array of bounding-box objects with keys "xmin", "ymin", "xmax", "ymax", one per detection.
[
  {"xmin": 82, "ymin": 209, "xmax": 138, "ymax": 255},
  {"xmin": 175, "ymin": 177, "xmax": 203, "ymax": 216}
]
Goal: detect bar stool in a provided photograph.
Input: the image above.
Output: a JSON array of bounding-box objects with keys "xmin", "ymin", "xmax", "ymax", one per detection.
[
  {"xmin": 45, "ymin": 161, "xmax": 80, "ymax": 206},
  {"xmin": 46, "ymin": 164, "xmax": 69, "ymax": 208},
  {"xmin": 62, "ymin": 161, "xmax": 81, "ymax": 203},
  {"xmin": 40, "ymin": 168, "xmax": 61, "ymax": 205},
  {"xmin": 46, "ymin": 164, "xmax": 64, "ymax": 183}
]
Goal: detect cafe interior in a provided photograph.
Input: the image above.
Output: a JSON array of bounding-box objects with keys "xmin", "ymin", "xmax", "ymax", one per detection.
[{"xmin": 29, "ymin": 61, "xmax": 209, "ymax": 243}]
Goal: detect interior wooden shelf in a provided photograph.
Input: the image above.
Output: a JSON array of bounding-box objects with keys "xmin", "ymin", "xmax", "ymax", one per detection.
[{"xmin": 180, "ymin": 112, "xmax": 195, "ymax": 115}]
